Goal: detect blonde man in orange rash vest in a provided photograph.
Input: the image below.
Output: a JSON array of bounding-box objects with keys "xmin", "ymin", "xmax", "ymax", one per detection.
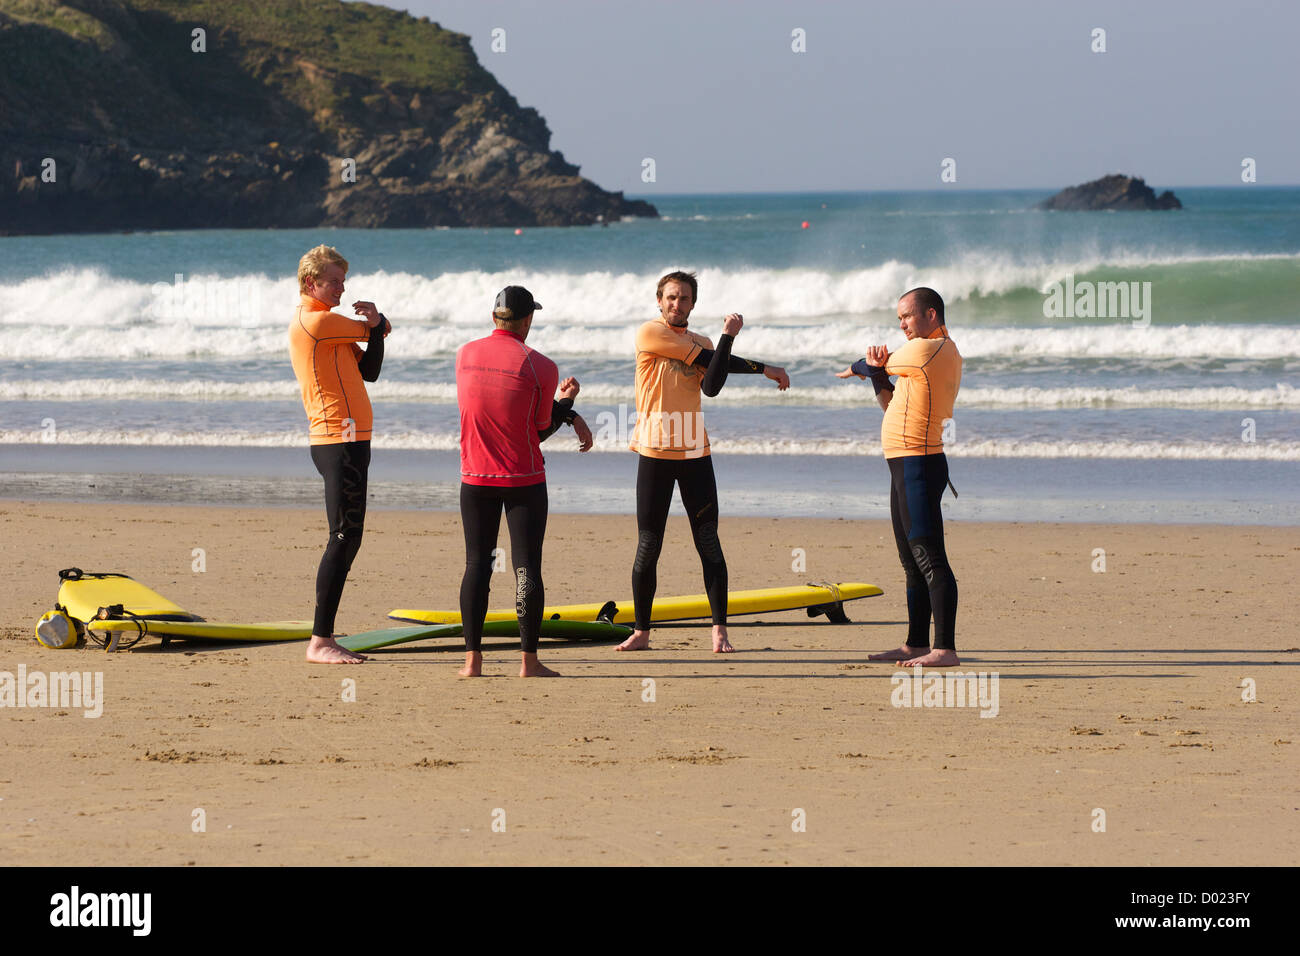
[
  {"xmin": 837, "ymin": 287, "xmax": 962, "ymax": 667},
  {"xmin": 288, "ymin": 245, "xmax": 390, "ymax": 664}
]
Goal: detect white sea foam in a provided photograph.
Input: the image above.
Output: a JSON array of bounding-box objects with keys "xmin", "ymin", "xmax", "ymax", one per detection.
[
  {"xmin": 6, "ymin": 428, "xmax": 1297, "ymax": 460},
  {"xmin": 659, "ymin": 214, "xmax": 761, "ymax": 222},
  {"xmin": 4, "ymin": 250, "xmax": 1295, "ymax": 335},
  {"xmin": 704, "ymin": 437, "xmax": 1300, "ymax": 461},
  {"xmin": 3, "ymin": 312, "xmax": 1298, "ymax": 361},
  {"xmin": 4, "ymin": 379, "xmax": 1297, "ymax": 409},
  {"xmin": 946, "ymin": 384, "xmax": 1300, "ymax": 409}
]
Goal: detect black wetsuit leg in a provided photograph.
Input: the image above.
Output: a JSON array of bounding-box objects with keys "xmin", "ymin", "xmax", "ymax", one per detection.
[
  {"xmin": 460, "ymin": 482, "xmax": 548, "ymax": 653},
  {"xmin": 676, "ymin": 456, "xmax": 728, "ymax": 625},
  {"xmin": 632, "ymin": 455, "xmax": 676, "ymax": 632},
  {"xmin": 503, "ymin": 482, "xmax": 547, "ymax": 654},
  {"xmin": 459, "ymin": 483, "xmax": 503, "ymax": 653},
  {"xmin": 310, "ymin": 440, "xmax": 370, "ymax": 637},
  {"xmin": 632, "ymin": 455, "xmax": 728, "ymax": 630},
  {"xmin": 888, "ymin": 453, "xmax": 958, "ymax": 650},
  {"xmin": 889, "ymin": 464, "xmax": 932, "ymax": 649}
]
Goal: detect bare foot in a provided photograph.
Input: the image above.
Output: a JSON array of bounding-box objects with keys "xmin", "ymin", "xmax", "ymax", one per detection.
[
  {"xmin": 520, "ymin": 653, "xmax": 560, "ymax": 677},
  {"xmin": 900, "ymin": 648, "xmax": 961, "ymax": 668},
  {"xmin": 867, "ymin": 644, "xmax": 930, "ymax": 662},
  {"xmin": 712, "ymin": 625, "xmax": 736, "ymax": 653},
  {"xmin": 616, "ymin": 629, "xmax": 651, "ymax": 651},
  {"xmin": 306, "ymin": 635, "xmax": 366, "ymax": 664},
  {"xmin": 458, "ymin": 651, "xmax": 482, "ymax": 678}
]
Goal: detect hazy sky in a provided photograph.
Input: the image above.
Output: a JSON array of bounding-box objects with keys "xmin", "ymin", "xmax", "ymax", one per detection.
[{"xmin": 381, "ymin": 0, "xmax": 1298, "ymax": 194}]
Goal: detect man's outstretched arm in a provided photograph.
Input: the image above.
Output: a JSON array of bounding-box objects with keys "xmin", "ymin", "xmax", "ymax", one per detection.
[
  {"xmin": 837, "ymin": 345, "xmax": 893, "ymax": 410},
  {"xmin": 538, "ymin": 397, "xmax": 576, "ymax": 441},
  {"xmin": 357, "ymin": 316, "xmax": 389, "ymax": 382},
  {"xmin": 536, "ymin": 377, "xmax": 593, "ymax": 450},
  {"xmin": 693, "ymin": 313, "xmax": 789, "ymax": 393}
]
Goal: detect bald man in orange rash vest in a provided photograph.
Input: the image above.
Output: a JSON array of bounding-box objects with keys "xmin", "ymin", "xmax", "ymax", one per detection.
[{"xmin": 838, "ymin": 287, "xmax": 962, "ymax": 667}]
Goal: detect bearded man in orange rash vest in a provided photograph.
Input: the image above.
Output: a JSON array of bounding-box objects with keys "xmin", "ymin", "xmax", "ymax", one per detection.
[
  {"xmin": 617, "ymin": 270, "xmax": 790, "ymax": 654},
  {"xmin": 288, "ymin": 245, "xmax": 390, "ymax": 664}
]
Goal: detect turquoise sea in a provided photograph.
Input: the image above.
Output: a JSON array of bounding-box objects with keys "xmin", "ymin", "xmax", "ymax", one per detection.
[{"xmin": 2, "ymin": 188, "xmax": 1298, "ymax": 523}]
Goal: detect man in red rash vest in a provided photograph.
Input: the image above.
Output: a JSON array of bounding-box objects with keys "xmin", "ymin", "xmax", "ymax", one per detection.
[{"xmin": 455, "ymin": 286, "xmax": 593, "ymax": 677}]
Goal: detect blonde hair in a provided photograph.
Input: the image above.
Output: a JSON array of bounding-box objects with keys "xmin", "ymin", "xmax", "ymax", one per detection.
[
  {"xmin": 297, "ymin": 245, "xmax": 349, "ymax": 293},
  {"xmin": 493, "ymin": 315, "xmax": 529, "ymax": 334}
]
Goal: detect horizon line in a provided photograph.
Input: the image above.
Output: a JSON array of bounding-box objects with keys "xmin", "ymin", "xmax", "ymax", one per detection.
[{"xmin": 622, "ymin": 183, "xmax": 1300, "ymax": 198}]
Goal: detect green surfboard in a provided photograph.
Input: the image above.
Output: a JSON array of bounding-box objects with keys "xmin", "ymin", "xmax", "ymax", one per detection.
[
  {"xmin": 336, "ymin": 624, "xmax": 461, "ymax": 652},
  {"xmin": 337, "ymin": 618, "xmax": 632, "ymax": 652}
]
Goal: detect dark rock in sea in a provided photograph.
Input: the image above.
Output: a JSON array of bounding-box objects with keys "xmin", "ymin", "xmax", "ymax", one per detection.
[
  {"xmin": 1037, "ymin": 175, "xmax": 1182, "ymax": 211},
  {"xmin": 0, "ymin": 0, "xmax": 657, "ymax": 235}
]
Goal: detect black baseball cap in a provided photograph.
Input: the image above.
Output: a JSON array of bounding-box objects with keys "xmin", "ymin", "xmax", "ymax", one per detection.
[{"xmin": 493, "ymin": 286, "xmax": 542, "ymax": 320}]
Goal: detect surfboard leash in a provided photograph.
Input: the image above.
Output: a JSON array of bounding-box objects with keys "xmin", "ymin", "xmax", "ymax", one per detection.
[{"xmin": 83, "ymin": 604, "xmax": 148, "ymax": 652}]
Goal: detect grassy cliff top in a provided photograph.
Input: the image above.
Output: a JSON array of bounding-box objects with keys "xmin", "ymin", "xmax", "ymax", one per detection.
[
  {"xmin": 127, "ymin": 0, "xmax": 484, "ymax": 92},
  {"xmin": 0, "ymin": 0, "xmax": 508, "ymax": 142},
  {"xmin": 3, "ymin": 0, "xmax": 483, "ymax": 90}
]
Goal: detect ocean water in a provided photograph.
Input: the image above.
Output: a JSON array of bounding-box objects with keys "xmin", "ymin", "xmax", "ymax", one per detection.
[{"xmin": 2, "ymin": 188, "xmax": 1298, "ymax": 523}]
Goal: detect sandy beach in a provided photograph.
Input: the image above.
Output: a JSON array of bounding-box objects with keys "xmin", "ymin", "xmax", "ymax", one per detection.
[{"xmin": 1, "ymin": 500, "xmax": 1295, "ymax": 866}]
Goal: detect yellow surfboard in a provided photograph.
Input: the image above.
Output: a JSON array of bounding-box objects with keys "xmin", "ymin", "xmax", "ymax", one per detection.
[
  {"xmin": 391, "ymin": 582, "xmax": 882, "ymax": 626},
  {"xmin": 57, "ymin": 569, "xmax": 199, "ymax": 625},
  {"xmin": 53, "ymin": 569, "xmax": 310, "ymax": 648}
]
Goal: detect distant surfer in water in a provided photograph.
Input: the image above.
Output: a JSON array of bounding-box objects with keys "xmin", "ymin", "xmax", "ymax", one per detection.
[
  {"xmin": 617, "ymin": 271, "xmax": 790, "ymax": 653},
  {"xmin": 289, "ymin": 245, "xmax": 390, "ymax": 664},
  {"xmin": 837, "ymin": 287, "xmax": 963, "ymax": 667},
  {"xmin": 455, "ymin": 286, "xmax": 594, "ymax": 677}
]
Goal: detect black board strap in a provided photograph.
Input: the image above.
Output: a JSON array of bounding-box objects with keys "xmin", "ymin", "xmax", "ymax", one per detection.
[{"xmin": 595, "ymin": 600, "xmax": 619, "ymax": 625}]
